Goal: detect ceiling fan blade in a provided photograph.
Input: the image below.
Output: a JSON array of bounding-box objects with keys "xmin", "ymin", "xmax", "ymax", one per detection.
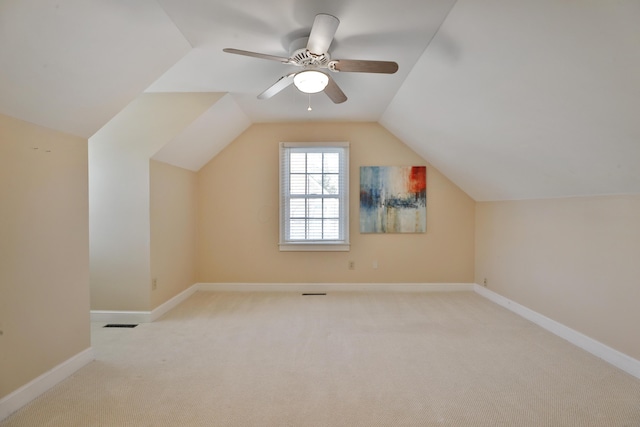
[
  {"xmin": 324, "ymin": 75, "xmax": 347, "ymax": 104},
  {"xmin": 330, "ymin": 59, "xmax": 399, "ymax": 74},
  {"xmin": 258, "ymin": 74, "xmax": 295, "ymax": 99},
  {"xmin": 307, "ymin": 14, "xmax": 339, "ymax": 55},
  {"xmin": 223, "ymin": 48, "xmax": 290, "ymax": 63}
]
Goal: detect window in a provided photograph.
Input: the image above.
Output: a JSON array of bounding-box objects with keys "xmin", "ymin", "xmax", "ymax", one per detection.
[{"xmin": 279, "ymin": 142, "xmax": 349, "ymax": 251}]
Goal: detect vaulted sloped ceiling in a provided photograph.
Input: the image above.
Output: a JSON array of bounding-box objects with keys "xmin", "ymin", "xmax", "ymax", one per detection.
[
  {"xmin": 0, "ymin": 0, "xmax": 192, "ymax": 138},
  {"xmin": 382, "ymin": 0, "xmax": 640, "ymax": 201},
  {"xmin": 1, "ymin": 0, "xmax": 639, "ymax": 201},
  {"xmin": 151, "ymin": 94, "xmax": 251, "ymax": 171}
]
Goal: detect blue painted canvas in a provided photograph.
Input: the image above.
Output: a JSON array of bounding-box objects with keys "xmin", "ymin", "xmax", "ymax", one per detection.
[{"xmin": 360, "ymin": 166, "xmax": 426, "ymax": 233}]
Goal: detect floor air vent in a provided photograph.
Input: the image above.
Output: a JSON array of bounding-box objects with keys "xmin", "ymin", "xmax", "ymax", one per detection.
[{"xmin": 103, "ymin": 324, "xmax": 138, "ymax": 328}]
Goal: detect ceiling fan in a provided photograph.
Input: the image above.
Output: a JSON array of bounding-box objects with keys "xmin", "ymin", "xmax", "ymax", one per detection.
[{"xmin": 223, "ymin": 13, "xmax": 398, "ymax": 104}]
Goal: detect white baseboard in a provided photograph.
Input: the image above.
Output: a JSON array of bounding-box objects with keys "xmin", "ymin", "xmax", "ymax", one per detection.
[
  {"xmin": 473, "ymin": 284, "xmax": 640, "ymax": 380},
  {"xmin": 89, "ymin": 281, "xmax": 640, "ymax": 380},
  {"xmin": 0, "ymin": 347, "xmax": 94, "ymax": 421},
  {"xmin": 195, "ymin": 282, "xmax": 474, "ymax": 293},
  {"xmin": 90, "ymin": 283, "xmax": 474, "ymax": 324},
  {"xmin": 149, "ymin": 285, "xmax": 198, "ymax": 321},
  {"xmin": 90, "ymin": 283, "xmax": 473, "ymax": 323},
  {"xmin": 8, "ymin": 283, "xmax": 637, "ymax": 423},
  {"xmin": 90, "ymin": 285, "xmax": 198, "ymax": 324},
  {"xmin": 90, "ymin": 310, "xmax": 151, "ymax": 324}
]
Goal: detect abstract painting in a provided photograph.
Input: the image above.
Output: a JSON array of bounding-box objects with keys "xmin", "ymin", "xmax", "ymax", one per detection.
[{"xmin": 360, "ymin": 166, "xmax": 426, "ymax": 233}]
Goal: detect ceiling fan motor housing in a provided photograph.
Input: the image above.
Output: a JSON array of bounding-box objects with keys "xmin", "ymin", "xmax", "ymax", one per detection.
[{"xmin": 289, "ymin": 37, "xmax": 330, "ymax": 67}]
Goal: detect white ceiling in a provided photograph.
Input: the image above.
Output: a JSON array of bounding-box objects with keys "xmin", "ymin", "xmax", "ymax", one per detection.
[
  {"xmin": 1, "ymin": 0, "xmax": 639, "ymax": 201},
  {"xmin": 382, "ymin": 0, "xmax": 640, "ymax": 200}
]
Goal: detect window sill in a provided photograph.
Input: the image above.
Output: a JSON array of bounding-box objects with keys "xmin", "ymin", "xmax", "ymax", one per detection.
[{"xmin": 279, "ymin": 243, "xmax": 350, "ymax": 252}]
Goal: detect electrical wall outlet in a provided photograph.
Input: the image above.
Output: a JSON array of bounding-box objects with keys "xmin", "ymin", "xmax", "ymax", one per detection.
[
  {"xmin": 483, "ymin": 278, "xmax": 487, "ymax": 286},
  {"xmin": 152, "ymin": 278, "xmax": 158, "ymax": 290},
  {"xmin": 348, "ymin": 261, "xmax": 355, "ymax": 270}
]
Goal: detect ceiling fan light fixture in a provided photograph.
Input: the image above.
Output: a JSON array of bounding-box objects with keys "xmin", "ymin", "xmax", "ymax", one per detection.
[{"xmin": 293, "ymin": 70, "xmax": 329, "ymax": 94}]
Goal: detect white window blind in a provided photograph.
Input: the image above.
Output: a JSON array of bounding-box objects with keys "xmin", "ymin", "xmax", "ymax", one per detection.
[{"xmin": 279, "ymin": 142, "xmax": 349, "ymax": 251}]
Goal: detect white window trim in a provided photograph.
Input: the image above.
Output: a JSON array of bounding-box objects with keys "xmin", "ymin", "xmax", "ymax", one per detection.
[{"xmin": 279, "ymin": 142, "xmax": 350, "ymax": 252}]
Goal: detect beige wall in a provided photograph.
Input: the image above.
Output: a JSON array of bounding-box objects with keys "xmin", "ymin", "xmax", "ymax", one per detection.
[
  {"xmin": 3, "ymin": 108, "xmax": 638, "ymax": 403},
  {"xmin": 475, "ymin": 195, "xmax": 640, "ymax": 360},
  {"xmin": 197, "ymin": 122, "xmax": 475, "ymax": 284},
  {"xmin": 0, "ymin": 114, "xmax": 90, "ymax": 399},
  {"xmin": 150, "ymin": 160, "xmax": 198, "ymax": 309}
]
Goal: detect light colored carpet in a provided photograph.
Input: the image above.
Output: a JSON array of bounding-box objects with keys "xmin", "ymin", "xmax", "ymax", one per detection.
[{"xmin": 2, "ymin": 291, "xmax": 640, "ymax": 426}]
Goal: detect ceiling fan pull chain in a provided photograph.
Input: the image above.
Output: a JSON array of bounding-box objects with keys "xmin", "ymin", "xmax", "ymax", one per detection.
[{"xmin": 308, "ymin": 94, "xmax": 312, "ymax": 111}]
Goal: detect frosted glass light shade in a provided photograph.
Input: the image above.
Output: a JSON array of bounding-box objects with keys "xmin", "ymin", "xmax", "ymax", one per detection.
[{"xmin": 294, "ymin": 70, "xmax": 329, "ymax": 94}]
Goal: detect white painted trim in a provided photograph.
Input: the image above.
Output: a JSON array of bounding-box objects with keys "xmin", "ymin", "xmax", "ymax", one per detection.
[
  {"xmin": 90, "ymin": 283, "xmax": 473, "ymax": 324},
  {"xmin": 0, "ymin": 347, "xmax": 94, "ymax": 421},
  {"xmin": 473, "ymin": 284, "xmax": 640, "ymax": 380},
  {"xmin": 90, "ymin": 310, "xmax": 151, "ymax": 324},
  {"xmin": 150, "ymin": 285, "xmax": 198, "ymax": 321},
  {"xmin": 278, "ymin": 243, "xmax": 350, "ymax": 252},
  {"xmin": 90, "ymin": 285, "xmax": 199, "ymax": 323},
  {"xmin": 195, "ymin": 283, "xmax": 474, "ymax": 293}
]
